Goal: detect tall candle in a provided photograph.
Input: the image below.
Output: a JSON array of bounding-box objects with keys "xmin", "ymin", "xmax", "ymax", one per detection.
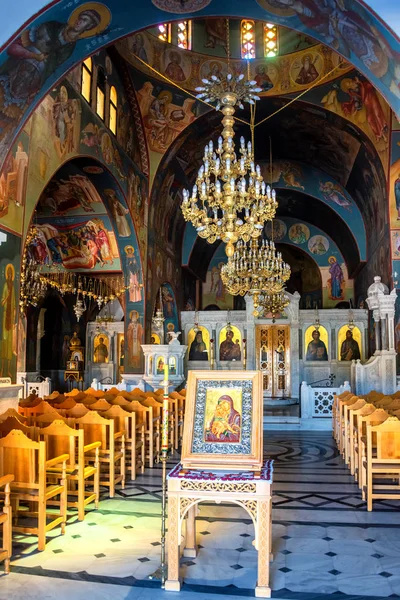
[{"xmin": 162, "ymin": 364, "xmax": 169, "ymax": 451}]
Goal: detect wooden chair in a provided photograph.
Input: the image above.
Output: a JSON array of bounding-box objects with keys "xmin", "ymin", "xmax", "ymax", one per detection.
[
  {"xmin": 140, "ymin": 398, "xmax": 164, "ymax": 459},
  {"xmin": 349, "ymin": 403, "xmax": 376, "ymax": 477},
  {"xmin": 357, "ymin": 409, "xmax": 390, "ymax": 492},
  {"xmin": 343, "ymin": 399, "xmax": 366, "ymax": 466},
  {"xmin": 0, "ymin": 474, "xmax": 13, "ymax": 574},
  {"xmin": 20, "ymin": 400, "xmax": 59, "ymax": 424},
  {"xmin": 0, "ymin": 409, "xmax": 26, "ymax": 423},
  {"xmin": 125, "ymin": 401, "xmax": 159, "ymax": 468},
  {"xmin": 75, "ymin": 412, "xmax": 125, "ymax": 498},
  {"xmin": 332, "ymin": 390, "xmax": 352, "ymax": 441},
  {"xmin": 39, "ymin": 420, "xmax": 100, "ymax": 521},
  {"xmin": 103, "ymin": 405, "xmax": 145, "ymax": 480},
  {"xmin": 0, "ymin": 430, "xmax": 68, "ymax": 551},
  {"xmin": 337, "ymin": 395, "xmax": 359, "ymax": 454},
  {"xmin": 364, "ymin": 417, "xmax": 400, "ymax": 511}
]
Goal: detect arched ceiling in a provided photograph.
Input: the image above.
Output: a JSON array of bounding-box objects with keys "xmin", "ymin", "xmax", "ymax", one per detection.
[
  {"xmin": 151, "ymin": 94, "xmax": 385, "ymax": 279},
  {"xmin": 0, "ymin": 0, "xmax": 399, "ymax": 173}
]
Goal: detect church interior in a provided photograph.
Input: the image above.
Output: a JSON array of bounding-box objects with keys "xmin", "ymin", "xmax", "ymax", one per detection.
[{"xmin": 0, "ymin": 0, "xmax": 400, "ymax": 599}]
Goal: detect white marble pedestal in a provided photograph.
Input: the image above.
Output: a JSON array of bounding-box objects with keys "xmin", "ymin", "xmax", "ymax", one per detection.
[{"xmin": 0, "ymin": 383, "xmax": 24, "ymax": 412}]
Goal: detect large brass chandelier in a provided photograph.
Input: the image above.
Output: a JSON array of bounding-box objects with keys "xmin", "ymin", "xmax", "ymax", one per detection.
[
  {"xmin": 221, "ymin": 237, "xmax": 291, "ymax": 315},
  {"xmin": 181, "ymin": 76, "xmax": 277, "ymax": 257}
]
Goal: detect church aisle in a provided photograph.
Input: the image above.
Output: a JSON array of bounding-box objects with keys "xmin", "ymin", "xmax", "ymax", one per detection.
[{"xmin": 2, "ymin": 431, "xmax": 400, "ymax": 600}]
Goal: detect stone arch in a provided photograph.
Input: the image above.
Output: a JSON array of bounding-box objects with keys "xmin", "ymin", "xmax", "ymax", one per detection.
[{"xmin": 0, "ymin": 0, "xmax": 398, "ymax": 172}]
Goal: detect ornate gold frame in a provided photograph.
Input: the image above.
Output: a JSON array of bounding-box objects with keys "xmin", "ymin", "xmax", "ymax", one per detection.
[{"xmin": 181, "ymin": 370, "xmax": 263, "ymax": 471}]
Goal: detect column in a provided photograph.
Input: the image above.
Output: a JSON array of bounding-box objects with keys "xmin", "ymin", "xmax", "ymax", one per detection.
[{"xmin": 373, "ymin": 312, "xmax": 381, "ymax": 351}]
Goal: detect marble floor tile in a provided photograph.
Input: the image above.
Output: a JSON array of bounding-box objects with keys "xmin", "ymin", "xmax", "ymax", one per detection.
[{"xmin": 4, "ymin": 431, "xmax": 400, "ymax": 600}]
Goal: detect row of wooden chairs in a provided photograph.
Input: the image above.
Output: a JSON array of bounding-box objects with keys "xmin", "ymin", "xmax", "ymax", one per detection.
[
  {"xmin": 333, "ymin": 390, "xmax": 400, "ymax": 510},
  {"xmin": 0, "ymin": 386, "xmax": 186, "ymax": 560}
]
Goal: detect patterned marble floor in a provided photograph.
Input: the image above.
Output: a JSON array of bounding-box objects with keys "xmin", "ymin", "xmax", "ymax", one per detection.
[{"xmin": 1, "ymin": 431, "xmax": 400, "ymax": 600}]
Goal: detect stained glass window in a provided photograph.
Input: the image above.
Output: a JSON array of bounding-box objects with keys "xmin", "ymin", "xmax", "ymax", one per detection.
[
  {"xmin": 158, "ymin": 23, "xmax": 171, "ymax": 43},
  {"xmin": 241, "ymin": 20, "xmax": 256, "ymax": 60},
  {"xmin": 109, "ymin": 86, "xmax": 117, "ymax": 134},
  {"xmin": 264, "ymin": 23, "xmax": 278, "ymax": 58},
  {"xmin": 81, "ymin": 57, "xmax": 92, "ymax": 103},
  {"xmin": 177, "ymin": 21, "xmax": 191, "ymax": 50}
]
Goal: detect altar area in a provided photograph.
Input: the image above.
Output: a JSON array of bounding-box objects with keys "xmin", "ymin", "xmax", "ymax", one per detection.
[{"xmin": 181, "ymin": 293, "xmax": 367, "ymax": 430}]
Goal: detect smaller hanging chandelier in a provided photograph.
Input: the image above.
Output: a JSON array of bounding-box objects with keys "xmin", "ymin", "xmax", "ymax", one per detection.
[
  {"xmin": 152, "ymin": 288, "xmax": 165, "ymax": 331},
  {"xmin": 253, "ymin": 291, "xmax": 290, "ymax": 322},
  {"xmin": 220, "ymin": 238, "xmax": 291, "ymax": 300},
  {"xmin": 313, "ymin": 307, "xmax": 321, "ymax": 331},
  {"xmin": 347, "ymin": 309, "xmax": 355, "ymax": 331}
]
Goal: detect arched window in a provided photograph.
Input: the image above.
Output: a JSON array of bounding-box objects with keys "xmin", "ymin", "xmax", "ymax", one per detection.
[
  {"xmin": 109, "ymin": 85, "xmax": 117, "ymax": 135},
  {"xmin": 96, "ymin": 66, "xmax": 106, "ymax": 120},
  {"xmin": 81, "ymin": 57, "xmax": 92, "ymax": 103},
  {"xmin": 176, "ymin": 21, "xmax": 191, "ymax": 50},
  {"xmin": 264, "ymin": 23, "xmax": 278, "ymax": 57},
  {"xmin": 158, "ymin": 23, "xmax": 171, "ymax": 43},
  {"xmin": 241, "ymin": 20, "xmax": 256, "ymax": 59}
]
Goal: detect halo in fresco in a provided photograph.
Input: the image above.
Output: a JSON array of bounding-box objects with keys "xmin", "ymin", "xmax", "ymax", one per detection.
[
  {"xmin": 308, "ymin": 234, "xmax": 329, "ymax": 255},
  {"xmin": 68, "ymin": 3, "xmax": 111, "ymax": 38},
  {"xmin": 256, "ymin": 0, "xmax": 297, "ymax": 17},
  {"xmin": 264, "ymin": 219, "xmax": 287, "ymax": 241},
  {"xmin": 151, "ymin": 0, "xmax": 212, "ymax": 13}
]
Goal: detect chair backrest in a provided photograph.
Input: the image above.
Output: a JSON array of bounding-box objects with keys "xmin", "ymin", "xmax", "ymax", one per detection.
[
  {"xmin": 392, "ymin": 391, "xmax": 400, "ymax": 399},
  {"xmin": 375, "ymin": 396, "xmax": 394, "ymax": 407},
  {"xmin": 144, "ymin": 392, "xmax": 161, "ymax": 400},
  {"xmin": 359, "ymin": 408, "xmax": 389, "ymax": 435},
  {"xmin": 75, "ymin": 410, "xmax": 115, "ymax": 449},
  {"xmin": 22, "ymin": 400, "xmax": 59, "ymax": 419},
  {"xmin": 125, "ymin": 400, "xmax": 151, "ymax": 426},
  {"xmin": 0, "ymin": 429, "xmax": 45, "ymax": 487},
  {"xmin": 347, "ymin": 399, "xmax": 366, "ymax": 414},
  {"xmin": 55, "ymin": 397, "xmax": 77, "ymax": 410},
  {"xmin": 0, "ymin": 408, "xmax": 26, "ymax": 423},
  {"xmin": 82, "ymin": 394, "xmax": 102, "ymax": 406},
  {"xmin": 67, "ymin": 404, "xmax": 90, "ymax": 419},
  {"xmin": 105, "ymin": 387, "xmax": 121, "ymax": 396},
  {"xmin": 19, "ymin": 393, "xmax": 42, "ymax": 408},
  {"xmin": 364, "ymin": 390, "xmax": 384, "ymax": 401},
  {"xmin": 384, "ymin": 399, "xmax": 400, "ymax": 412},
  {"xmin": 83, "ymin": 387, "xmax": 103, "ymax": 398},
  {"xmin": 103, "ymin": 405, "xmax": 130, "ymax": 435},
  {"xmin": 65, "ymin": 389, "xmax": 87, "ymax": 401},
  {"xmin": 367, "ymin": 417, "xmax": 400, "ymax": 460},
  {"xmin": 39, "ymin": 419, "xmax": 82, "ymax": 468},
  {"xmin": 48, "ymin": 394, "xmax": 68, "ymax": 406},
  {"xmin": 110, "ymin": 395, "xmax": 131, "ymax": 407},
  {"xmin": 0, "ymin": 416, "xmax": 36, "ymax": 440},
  {"xmin": 140, "ymin": 397, "xmax": 162, "ymax": 416},
  {"xmin": 89, "ymin": 399, "xmax": 111, "ymax": 412},
  {"xmin": 35, "ymin": 412, "xmax": 67, "ymax": 426}
]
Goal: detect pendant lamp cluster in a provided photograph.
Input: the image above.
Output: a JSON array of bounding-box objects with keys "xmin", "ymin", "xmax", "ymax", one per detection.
[{"xmin": 180, "ymin": 22, "xmax": 291, "ymax": 318}]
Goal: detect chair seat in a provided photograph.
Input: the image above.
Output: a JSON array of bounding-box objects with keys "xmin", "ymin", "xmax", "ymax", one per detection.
[{"xmin": 11, "ymin": 483, "xmax": 64, "ymax": 501}]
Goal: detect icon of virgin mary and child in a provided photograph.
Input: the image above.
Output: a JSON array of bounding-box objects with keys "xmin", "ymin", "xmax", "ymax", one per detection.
[{"xmin": 205, "ymin": 395, "xmax": 241, "ymax": 443}]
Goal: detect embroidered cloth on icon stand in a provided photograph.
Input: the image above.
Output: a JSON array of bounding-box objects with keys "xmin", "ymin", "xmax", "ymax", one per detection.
[{"xmin": 168, "ymin": 459, "xmax": 273, "ymax": 482}]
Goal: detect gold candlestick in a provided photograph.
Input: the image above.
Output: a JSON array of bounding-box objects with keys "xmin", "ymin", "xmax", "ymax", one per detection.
[
  {"xmin": 160, "ymin": 364, "xmax": 169, "ymax": 587},
  {"xmin": 210, "ymin": 338, "xmax": 215, "ymax": 369},
  {"xmin": 243, "ymin": 338, "xmax": 247, "ymax": 370}
]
